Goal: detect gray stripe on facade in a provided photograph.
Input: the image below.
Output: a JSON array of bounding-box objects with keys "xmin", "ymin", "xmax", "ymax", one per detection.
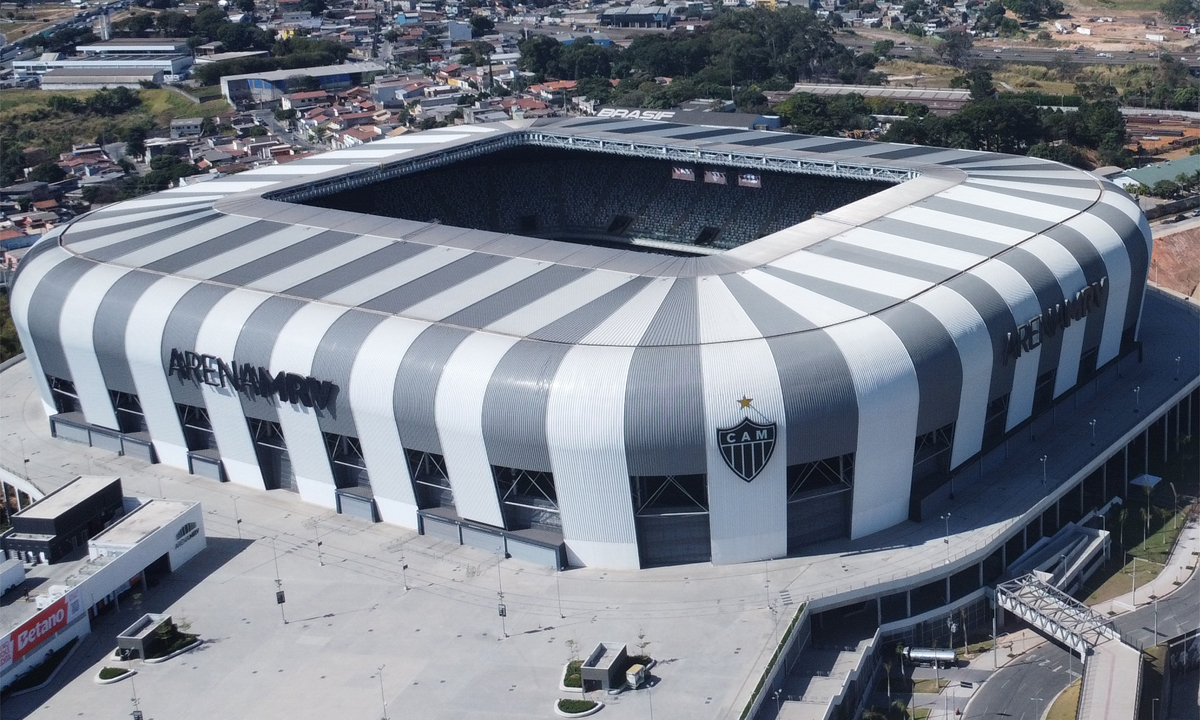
[
  {"xmin": 482, "ymin": 340, "xmax": 573, "ymax": 472},
  {"xmin": 963, "ymin": 181, "xmax": 1097, "ymax": 211},
  {"xmin": 62, "ymin": 208, "xmax": 215, "ymax": 245},
  {"xmin": 624, "ymin": 344, "xmax": 706, "ymax": 476},
  {"xmin": 760, "ymin": 265, "xmax": 899, "ymax": 314},
  {"xmin": 966, "ymin": 173, "xmax": 1099, "ymax": 189},
  {"xmin": 919, "ymin": 197, "xmax": 1056, "ymax": 233},
  {"xmin": 866, "ymin": 217, "xmax": 1010, "ymax": 257},
  {"xmin": 284, "ymin": 241, "xmax": 430, "ymax": 300},
  {"xmin": 1086, "ymin": 202, "xmax": 1148, "ymax": 335},
  {"xmin": 211, "ymin": 230, "xmax": 360, "ymax": 286},
  {"xmin": 82, "ymin": 214, "xmax": 222, "ymax": 263},
  {"xmin": 442, "ymin": 264, "xmax": 588, "ymax": 329},
  {"xmin": 359, "ymin": 252, "xmax": 508, "ymax": 314},
  {"xmin": 877, "ymin": 302, "xmax": 963, "ymax": 435},
  {"xmin": 94, "ymin": 270, "xmax": 162, "ymax": 394},
  {"xmin": 720, "ymin": 273, "xmax": 818, "ymax": 336},
  {"xmin": 161, "ymin": 283, "xmax": 232, "ymax": 408},
  {"xmin": 25, "ymin": 256, "xmax": 94, "ymax": 382},
  {"xmin": 937, "ymin": 153, "xmax": 1005, "ymax": 166},
  {"xmin": 805, "ymin": 240, "xmax": 958, "ymax": 284},
  {"xmin": 527, "ymin": 276, "xmax": 653, "ymax": 344},
  {"xmin": 12, "ymin": 235, "xmax": 62, "ymax": 286},
  {"xmin": 394, "ymin": 325, "xmax": 473, "ymax": 455},
  {"xmin": 143, "ymin": 221, "xmax": 286, "ymax": 274},
  {"xmin": 232, "ymin": 296, "xmax": 307, "ymax": 423},
  {"xmin": 868, "ymin": 145, "xmax": 946, "ymax": 161},
  {"xmin": 638, "ymin": 278, "xmax": 698, "ymax": 347},
  {"xmin": 310, "ymin": 310, "xmax": 387, "ymax": 437},
  {"xmin": 996, "ymin": 247, "xmax": 1067, "ymax": 378},
  {"xmin": 768, "ymin": 331, "xmax": 860, "ymax": 464},
  {"xmin": 626, "ymin": 277, "xmax": 705, "ymax": 474},
  {"xmin": 943, "ymin": 273, "xmax": 1018, "ymax": 401}
]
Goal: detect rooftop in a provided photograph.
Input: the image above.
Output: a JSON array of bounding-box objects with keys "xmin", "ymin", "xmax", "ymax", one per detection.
[
  {"xmin": 15, "ymin": 475, "xmax": 118, "ymax": 521},
  {"xmin": 91, "ymin": 499, "xmax": 196, "ymax": 547},
  {"xmin": 221, "ymin": 61, "xmax": 385, "ymax": 84}
]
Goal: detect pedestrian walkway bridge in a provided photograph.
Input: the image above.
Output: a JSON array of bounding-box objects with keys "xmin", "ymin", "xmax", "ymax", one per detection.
[
  {"xmin": 997, "ymin": 573, "xmax": 1141, "ymax": 720},
  {"xmin": 996, "ymin": 574, "xmax": 1122, "ymax": 656}
]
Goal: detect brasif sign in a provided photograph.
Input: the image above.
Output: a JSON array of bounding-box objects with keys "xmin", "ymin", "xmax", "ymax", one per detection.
[{"xmin": 167, "ymin": 349, "xmax": 337, "ymax": 411}]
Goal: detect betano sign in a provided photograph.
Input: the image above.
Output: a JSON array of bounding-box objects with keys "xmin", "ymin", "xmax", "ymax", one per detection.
[
  {"xmin": 0, "ymin": 589, "xmax": 82, "ymax": 674},
  {"xmin": 167, "ymin": 349, "xmax": 337, "ymax": 411}
]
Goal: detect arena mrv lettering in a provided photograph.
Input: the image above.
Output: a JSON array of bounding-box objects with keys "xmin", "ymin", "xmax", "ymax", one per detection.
[
  {"xmin": 167, "ymin": 349, "xmax": 336, "ymax": 411},
  {"xmin": 1004, "ymin": 276, "xmax": 1107, "ymax": 364}
]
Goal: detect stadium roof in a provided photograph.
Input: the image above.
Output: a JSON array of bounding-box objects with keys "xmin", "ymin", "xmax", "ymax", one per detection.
[
  {"xmin": 219, "ymin": 62, "xmax": 385, "ymax": 84},
  {"xmin": 35, "ymin": 117, "xmax": 1144, "ymax": 344}
]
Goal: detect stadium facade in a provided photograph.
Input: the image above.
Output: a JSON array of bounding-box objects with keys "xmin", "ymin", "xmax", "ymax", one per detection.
[{"xmin": 10, "ymin": 119, "xmax": 1151, "ymax": 570}]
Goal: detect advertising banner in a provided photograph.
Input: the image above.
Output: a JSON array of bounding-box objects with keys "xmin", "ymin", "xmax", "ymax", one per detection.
[{"xmin": 0, "ymin": 589, "xmax": 82, "ymax": 674}]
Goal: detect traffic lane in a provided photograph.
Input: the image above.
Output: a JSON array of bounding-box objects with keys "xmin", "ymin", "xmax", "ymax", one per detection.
[
  {"xmin": 1113, "ymin": 569, "xmax": 1199, "ymax": 647},
  {"xmin": 963, "ymin": 643, "xmax": 1079, "ymax": 720}
]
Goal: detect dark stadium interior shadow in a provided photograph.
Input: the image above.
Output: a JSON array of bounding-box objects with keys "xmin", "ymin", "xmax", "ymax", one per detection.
[{"xmin": 1, "ymin": 536, "xmax": 254, "ymax": 720}]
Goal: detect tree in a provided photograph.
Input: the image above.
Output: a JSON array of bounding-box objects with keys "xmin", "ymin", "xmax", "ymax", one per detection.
[
  {"xmin": 935, "ymin": 28, "xmax": 974, "ymax": 69},
  {"xmin": 469, "ymin": 14, "xmax": 495, "ymax": 37},
  {"xmin": 124, "ymin": 125, "xmax": 148, "ymax": 161},
  {"xmin": 236, "ymin": 0, "xmax": 255, "ymax": 12},
  {"xmin": 1160, "ymin": 0, "xmax": 1197, "ymax": 23},
  {"xmin": 872, "ymin": 39, "xmax": 895, "ymax": 57},
  {"xmin": 1117, "ymin": 508, "xmax": 1128, "ymax": 551},
  {"xmin": 27, "ymin": 161, "xmax": 65, "ymax": 183}
]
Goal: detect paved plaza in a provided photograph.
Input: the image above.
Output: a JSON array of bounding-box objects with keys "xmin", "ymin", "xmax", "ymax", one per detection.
[{"xmin": 0, "ymin": 290, "xmax": 1197, "ymax": 720}]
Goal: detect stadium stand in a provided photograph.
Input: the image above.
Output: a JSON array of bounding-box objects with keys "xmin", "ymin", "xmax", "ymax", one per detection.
[{"xmin": 307, "ymin": 146, "xmax": 887, "ymax": 252}]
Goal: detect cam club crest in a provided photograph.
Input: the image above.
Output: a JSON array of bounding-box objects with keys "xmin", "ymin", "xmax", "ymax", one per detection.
[{"xmin": 717, "ymin": 396, "xmax": 777, "ymax": 483}]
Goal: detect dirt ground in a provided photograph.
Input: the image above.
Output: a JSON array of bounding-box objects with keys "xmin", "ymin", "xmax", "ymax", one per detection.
[
  {"xmin": 0, "ymin": 4, "xmax": 79, "ymax": 45},
  {"xmin": 1151, "ymin": 220, "xmax": 1200, "ymax": 299}
]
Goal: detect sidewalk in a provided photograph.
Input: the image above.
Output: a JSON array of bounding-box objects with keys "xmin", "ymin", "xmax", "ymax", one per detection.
[{"xmin": 1091, "ymin": 518, "xmax": 1200, "ymax": 617}]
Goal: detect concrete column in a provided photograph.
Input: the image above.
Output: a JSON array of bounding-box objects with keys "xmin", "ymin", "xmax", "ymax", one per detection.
[
  {"xmin": 1123, "ymin": 445, "xmax": 1129, "ymax": 497},
  {"xmin": 945, "ymin": 577, "xmax": 951, "ymax": 604},
  {"xmin": 1102, "ymin": 462, "xmax": 1108, "ymax": 503},
  {"xmin": 1163, "ymin": 414, "xmax": 1169, "ymax": 463},
  {"xmin": 906, "ymin": 589, "xmax": 912, "ymax": 618},
  {"xmin": 1143, "ymin": 429, "xmax": 1149, "ymax": 475}
]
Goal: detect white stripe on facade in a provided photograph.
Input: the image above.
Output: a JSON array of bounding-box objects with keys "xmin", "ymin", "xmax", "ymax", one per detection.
[
  {"xmin": 270, "ymin": 303, "xmax": 350, "ymax": 510},
  {"xmin": 245, "ymin": 235, "xmax": 395, "ymax": 294},
  {"xmin": 124, "ymin": 276, "xmax": 199, "ymax": 469},
  {"xmin": 8, "ymin": 246, "xmax": 72, "ymax": 418},
  {"xmin": 823, "ymin": 316, "xmax": 921, "ymax": 539},
  {"xmin": 889, "ymin": 206, "xmax": 1031, "ymax": 246},
  {"xmin": 111, "ymin": 215, "xmax": 258, "ymax": 268},
  {"xmin": 910, "ymin": 285, "xmax": 993, "ymax": 468},
  {"xmin": 968, "ymin": 260, "xmax": 1042, "ymax": 431},
  {"xmin": 739, "ymin": 268, "xmax": 864, "ymax": 326},
  {"xmin": 1062, "ymin": 212, "xmax": 1132, "ymax": 368},
  {"xmin": 402, "ymin": 258, "xmax": 546, "ymax": 322},
  {"xmin": 1019, "ymin": 235, "xmax": 1090, "ymax": 397},
  {"xmin": 194, "ymin": 289, "xmax": 273, "ymax": 490},
  {"xmin": 836, "ymin": 227, "xmax": 986, "ymax": 272},
  {"xmin": 697, "ymin": 276, "xmax": 787, "ymax": 564},
  {"xmin": 434, "ymin": 332, "xmax": 520, "ymax": 528},
  {"xmin": 485, "ymin": 270, "xmax": 636, "ymax": 337},
  {"xmin": 177, "ymin": 225, "xmax": 328, "ymax": 280},
  {"xmin": 347, "ymin": 316, "xmax": 429, "ymax": 529},
  {"xmin": 59, "ymin": 262, "xmax": 132, "ymax": 430},
  {"xmin": 770, "ymin": 249, "xmax": 934, "ymax": 299}
]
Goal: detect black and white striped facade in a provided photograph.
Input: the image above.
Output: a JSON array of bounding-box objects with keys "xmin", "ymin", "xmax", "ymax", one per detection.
[{"xmin": 10, "ymin": 119, "xmax": 1151, "ymax": 570}]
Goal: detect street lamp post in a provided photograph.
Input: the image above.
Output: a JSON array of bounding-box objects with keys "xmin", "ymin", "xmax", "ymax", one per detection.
[
  {"xmin": 941, "ymin": 513, "xmax": 952, "ymax": 565},
  {"xmin": 377, "ymin": 664, "xmax": 389, "ymax": 720},
  {"xmin": 1089, "ymin": 419, "xmax": 1096, "ymax": 447},
  {"xmin": 1134, "ymin": 386, "xmax": 1141, "ymax": 413},
  {"xmin": 1040, "ymin": 455, "xmax": 1048, "ymax": 486},
  {"xmin": 1176, "ymin": 356, "xmax": 1182, "ymax": 381}
]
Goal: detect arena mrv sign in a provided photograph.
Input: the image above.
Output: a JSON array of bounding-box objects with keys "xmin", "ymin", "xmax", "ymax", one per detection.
[
  {"xmin": 167, "ymin": 349, "xmax": 337, "ymax": 411},
  {"xmin": 1004, "ymin": 276, "xmax": 1107, "ymax": 364}
]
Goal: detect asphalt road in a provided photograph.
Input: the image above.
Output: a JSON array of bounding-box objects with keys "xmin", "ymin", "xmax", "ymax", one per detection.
[
  {"xmin": 963, "ymin": 643, "xmax": 1080, "ymax": 720},
  {"xmin": 1112, "ymin": 562, "xmax": 1200, "ymax": 648}
]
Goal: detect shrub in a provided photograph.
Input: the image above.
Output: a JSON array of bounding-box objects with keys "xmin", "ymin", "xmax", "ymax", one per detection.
[
  {"xmin": 563, "ymin": 660, "xmax": 583, "ymax": 688},
  {"xmin": 99, "ymin": 667, "xmax": 129, "ymax": 680},
  {"xmin": 557, "ymin": 698, "xmax": 597, "ymax": 714}
]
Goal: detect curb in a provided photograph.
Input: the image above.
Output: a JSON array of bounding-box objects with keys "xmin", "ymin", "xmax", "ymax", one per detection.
[
  {"xmin": 554, "ymin": 699, "xmax": 604, "ymax": 718},
  {"xmin": 94, "ymin": 668, "xmax": 136, "ymax": 685},
  {"xmin": 4, "ymin": 637, "xmax": 83, "ymax": 699},
  {"xmin": 144, "ymin": 638, "xmax": 202, "ymax": 664}
]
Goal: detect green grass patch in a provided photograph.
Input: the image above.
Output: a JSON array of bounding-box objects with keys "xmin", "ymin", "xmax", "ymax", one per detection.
[
  {"xmin": 557, "ymin": 698, "xmax": 598, "ymax": 714},
  {"xmin": 911, "ymin": 677, "xmax": 948, "ymax": 694},
  {"xmin": 0, "ymin": 638, "xmax": 77, "ymax": 697},
  {"xmin": 98, "ymin": 666, "xmax": 130, "ymax": 680},
  {"xmin": 1082, "ymin": 506, "xmax": 1190, "ymax": 605},
  {"xmin": 563, "ymin": 660, "xmax": 583, "ymax": 689},
  {"xmin": 912, "ymin": 709, "xmax": 931, "ymax": 720}
]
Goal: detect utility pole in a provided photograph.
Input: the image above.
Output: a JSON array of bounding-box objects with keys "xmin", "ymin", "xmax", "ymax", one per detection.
[
  {"xmin": 497, "ymin": 552, "xmax": 507, "ymax": 638},
  {"xmin": 314, "ymin": 523, "xmax": 324, "ymax": 567},
  {"xmin": 941, "ymin": 513, "xmax": 952, "ymax": 565},
  {"xmin": 273, "ymin": 536, "xmax": 287, "ymax": 624},
  {"xmin": 233, "ymin": 497, "xmax": 242, "ymax": 540},
  {"xmin": 377, "ymin": 664, "xmax": 389, "ymax": 720}
]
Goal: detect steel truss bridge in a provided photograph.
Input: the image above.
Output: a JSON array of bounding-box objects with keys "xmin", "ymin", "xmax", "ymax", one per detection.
[{"xmin": 996, "ymin": 573, "xmax": 1122, "ymax": 657}]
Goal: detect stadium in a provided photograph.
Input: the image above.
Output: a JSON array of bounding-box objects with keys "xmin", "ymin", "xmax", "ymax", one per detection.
[{"xmin": 10, "ymin": 118, "xmax": 1150, "ymax": 570}]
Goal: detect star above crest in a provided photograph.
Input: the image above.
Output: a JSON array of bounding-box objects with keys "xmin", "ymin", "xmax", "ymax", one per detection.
[{"xmin": 738, "ymin": 396, "xmax": 753, "ymax": 409}]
